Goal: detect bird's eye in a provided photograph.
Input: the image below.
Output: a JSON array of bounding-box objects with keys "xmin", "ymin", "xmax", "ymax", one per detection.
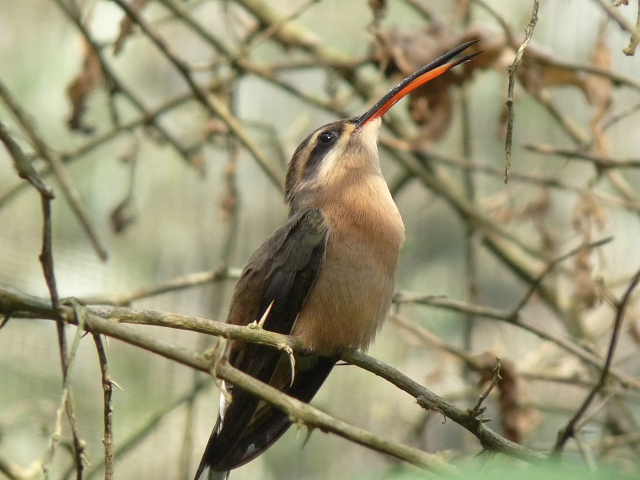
[{"xmin": 318, "ymin": 131, "xmax": 336, "ymax": 145}]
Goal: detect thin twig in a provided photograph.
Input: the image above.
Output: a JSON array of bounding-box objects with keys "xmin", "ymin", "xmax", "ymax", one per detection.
[
  {"xmin": 63, "ymin": 300, "xmax": 89, "ymax": 479},
  {"xmin": 0, "ymin": 122, "xmax": 54, "ymax": 199},
  {"xmin": 524, "ymin": 143, "xmax": 640, "ymax": 169},
  {"xmin": 72, "ymin": 380, "xmax": 211, "ymax": 480},
  {"xmin": 110, "ymin": 0, "xmax": 286, "ymax": 190},
  {"xmin": 0, "ymin": 117, "xmax": 70, "ymax": 445},
  {"xmin": 553, "ymin": 265, "xmax": 640, "ymax": 454},
  {"xmin": 343, "ymin": 351, "xmax": 546, "ymax": 463},
  {"xmin": 79, "ymin": 267, "xmax": 241, "ymax": 306},
  {"xmin": 0, "ymin": 79, "xmax": 109, "ymax": 261},
  {"xmin": 0, "ymin": 451, "xmax": 31, "ymax": 480},
  {"xmin": 468, "ymin": 358, "xmax": 502, "ymax": 418},
  {"xmin": 92, "ymin": 334, "xmax": 114, "ymax": 480},
  {"xmin": 592, "ymin": 0, "xmax": 640, "ymax": 55},
  {"xmin": 42, "ymin": 389, "xmax": 69, "ymax": 480},
  {"xmin": 508, "ymin": 237, "xmax": 613, "ymax": 316},
  {"xmin": 421, "ymin": 148, "xmax": 640, "ymax": 212},
  {"xmin": 460, "ymin": 72, "xmax": 479, "ymax": 352},
  {"xmin": 53, "ymin": 0, "xmax": 200, "ymax": 170},
  {"xmin": 504, "ymin": 0, "xmax": 539, "ymax": 182}
]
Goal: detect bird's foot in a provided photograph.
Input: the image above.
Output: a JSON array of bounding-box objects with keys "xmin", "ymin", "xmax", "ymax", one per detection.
[{"xmin": 278, "ymin": 343, "xmax": 296, "ymax": 386}]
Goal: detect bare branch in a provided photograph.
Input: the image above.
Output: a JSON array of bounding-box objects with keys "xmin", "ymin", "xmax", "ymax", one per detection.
[
  {"xmin": 504, "ymin": 0, "xmax": 539, "ymax": 182},
  {"xmin": 0, "ymin": 285, "xmax": 545, "ymax": 465},
  {"xmin": 553, "ymin": 265, "xmax": 640, "ymax": 454},
  {"xmin": 592, "ymin": 0, "xmax": 640, "ymax": 55},
  {"xmin": 0, "ymin": 78, "xmax": 109, "ymax": 261},
  {"xmin": 92, "ymin": 335, "xmax": 114, "ymax": 480}
]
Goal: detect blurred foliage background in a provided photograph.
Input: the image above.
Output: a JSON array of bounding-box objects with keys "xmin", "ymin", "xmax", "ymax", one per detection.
[{"xmin": 1, "ymin": 0, "xmax": 640, "ymax": 479}]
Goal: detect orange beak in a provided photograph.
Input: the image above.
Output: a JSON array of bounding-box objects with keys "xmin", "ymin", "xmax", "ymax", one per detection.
[{"xmin": 355, "ymin": 40, "xmax": 480, "ymax": 127}]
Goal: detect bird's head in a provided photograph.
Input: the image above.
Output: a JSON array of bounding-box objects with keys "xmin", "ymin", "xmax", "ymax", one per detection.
[{"xmin": 284, "ymin": 40, "xmax": 479, "ymax": 209}]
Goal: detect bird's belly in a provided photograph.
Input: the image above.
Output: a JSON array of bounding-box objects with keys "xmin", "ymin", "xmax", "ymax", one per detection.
[{"xmin": 291, "ymin": 237, "xmax": 398, "ymax": 353}]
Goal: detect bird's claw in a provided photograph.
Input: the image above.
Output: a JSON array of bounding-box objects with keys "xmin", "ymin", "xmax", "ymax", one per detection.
[{"xmin": 278, "ymin": 343, "xmax": 296, "ymax": 386}]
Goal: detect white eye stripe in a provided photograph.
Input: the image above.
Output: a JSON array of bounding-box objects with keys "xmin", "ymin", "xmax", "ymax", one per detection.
[
  {"xmin": 314, "ymin": 132, "xmax": 350, "ymax": 182},
  {"xmin": 300, "ymin": 127, "xmax": 341, "ymax": 181}
]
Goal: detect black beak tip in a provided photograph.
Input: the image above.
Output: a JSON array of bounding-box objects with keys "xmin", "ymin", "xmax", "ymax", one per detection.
[{"xmin": 354, "ymin": 39, "xmax": 481, "ymax": 128}]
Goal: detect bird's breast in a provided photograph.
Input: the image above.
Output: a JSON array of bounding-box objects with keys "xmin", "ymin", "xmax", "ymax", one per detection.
[{"xmin": 291, "ymin": 174, "xmax": 404, "ymax": 353}]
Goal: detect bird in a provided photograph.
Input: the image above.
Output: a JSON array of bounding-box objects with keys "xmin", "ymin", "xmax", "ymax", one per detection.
[{"xmin": 194, "ymin": 40, "xmax": 479, "ymax": 480}]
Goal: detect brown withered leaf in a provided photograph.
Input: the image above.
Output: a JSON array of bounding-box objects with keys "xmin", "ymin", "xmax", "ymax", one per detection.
[
  {"xmin": 507, "ymin": 33, "xmax": 614, "ymax": 141},
  {"xmin": 220, "ymin": 160, "xmax": 238, "ymax": 221},
  {"xmin": 571, "ymin": 193, "xmax": 607, "ymax": 236},
  {"xmin": 110, "ymin": 195, "xmax": 137, "ymax": 233},
  {"xmin": 475, "ymin": 354, "xmax": 524, "ymax": 443},
  {"xmin": 451, "ymin": 0, "xmax": 471, "ymax": 25},
  {"xmin": 585, "ymin": 24, "xmax": 613, "ymax": 155},
  {"xmin": 571, "ymin": 194, "xmax": 606, "ymax": 308},
  {"xmin": 368, "ymin": 0, "xmax": 387, "ymax": 22},
  {"xmin": 573, "ymin": 247, "xmax": 598, "ymax": 308},
  {"xmin": 190, "ymin": 151, "xmax": 206, "ymax": 174},
  {"xmin": 458, "ymin": 25, "xmax": 507, "ymax": 73},
  {"xmin": 517, "ymin": 46, "xmax": 587, "ymax": 96},
  {"xmin": 483, "ymin": 189, "xmax": 516, "ymax": 223},
  {"xmin": 113, "ymin": 0, "xmax": 150, "ymax": 55},
  {"xmin": 372, "ymin": 22, "xmax": 616, "ymax": 146},
  {"xmin": 67, "ymin": 39, "xmax": 103, "ymax": 134},
  {"xmin": 408, "ymin": 83, "xmax": 453, "ymax": 146},
  {"xmin": 626, "ymin": 304, "xmax": 640, "ymax": 346},
  {"xmin": 519, "ymin": 187, "xmax": 551, "ymax": 221},
  {"xmin": 371, "ymin": 25, "xmax": 483, "ymax": 146},
  {"xmin": 202, "ymin": 118, "xmax": 229, "ymax": 141}
]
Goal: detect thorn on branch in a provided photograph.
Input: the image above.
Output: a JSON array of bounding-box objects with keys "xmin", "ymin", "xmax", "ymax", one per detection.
[
  {"xmin": 248, "ymin": 300, "xmax": 274, "ymax": 330},
  {"xmin": 299, "ymin": 423, "xmax": 316, "ymax": 448},
  {"xmin": 416, "ymin": 396, "xmax": 447, "ymax": 424}
]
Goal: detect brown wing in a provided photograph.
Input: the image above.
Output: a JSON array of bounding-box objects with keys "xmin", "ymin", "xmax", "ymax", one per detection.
[{"xmin": 195, "ymin": 209, "xmax": 332, "ymax": 478}]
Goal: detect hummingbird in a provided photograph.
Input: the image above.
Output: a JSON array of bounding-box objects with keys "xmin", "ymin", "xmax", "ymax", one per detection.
[{"xmin": 194, "ymin": 40, "xmax": 479, "ymax": 480}]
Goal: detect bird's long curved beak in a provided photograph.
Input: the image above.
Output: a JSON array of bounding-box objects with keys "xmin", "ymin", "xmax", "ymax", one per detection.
[{"xmin": 355, "ymin": 40, "xmax": 480, "ymax": 127}]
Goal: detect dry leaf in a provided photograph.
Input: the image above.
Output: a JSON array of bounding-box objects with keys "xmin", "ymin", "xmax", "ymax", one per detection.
[
  {"xmin": 574, "ymin": 248, "xmax": 598, "ymax": 308},
  {"xmin": 572, "ymin": 193, "xmax": 607, "ymax": 235},
  {"xmin": 110, "ymin": 195, "xmax": 137, "ymax": 233},
  {"xmin": 113, "ymin": 0, "xmax": 150, "ymax": 55},
  {"xmin": 368, "ymin": 0, "xmax": 387, "ymax": 21},
  {"xmin": 571, "ymin": 194, "xmax": 606, "ymax": 308},
  {"xmin": 202, "ymin": 118, "xmax": 229, "ymax": 140},
  {"xmin": 519, "ymin": 188, "xmax": 550, "ymax": 221},
  {"xmin": 475, "ymin": 354, "xmax": 524, "ymax": 443},
  {"xmin": 517, "ymin": 47, "xmax": 586, "ymax": 95},
  {"xmin": 372, "ymin": 22, "xmax": 619, "ymax": 148},
  {"xmin": 189, "ymin": 151, "xmax": 206, "ymax": 174},
  {"xmin": 372, "ymin": 25, "xmax": 484, "ymax": 146},
  {"xmin": 220, "ymin": 155, "xmax": 238, "ymax": 221},
  {"xmin": 627, "ymin": 305, "xmax": 640, "ymax": 346},
  {"xmin": 66, "ymin": 39, "xmax": 103, "ymax": 134},
  {"xmin": 585, "ymin": 24, "xmax": 613, "ymax": 155}
]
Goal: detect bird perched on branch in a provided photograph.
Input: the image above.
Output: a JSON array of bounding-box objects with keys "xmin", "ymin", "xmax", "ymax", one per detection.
[{"xmin": 194, "ymin": 40, "xmax": 479, "ymax": 480}]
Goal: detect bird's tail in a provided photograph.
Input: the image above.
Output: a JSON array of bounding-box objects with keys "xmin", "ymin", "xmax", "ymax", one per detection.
[{"xmin": 194, "ymin": 464, "xmax": 229, "ymax": 480}]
